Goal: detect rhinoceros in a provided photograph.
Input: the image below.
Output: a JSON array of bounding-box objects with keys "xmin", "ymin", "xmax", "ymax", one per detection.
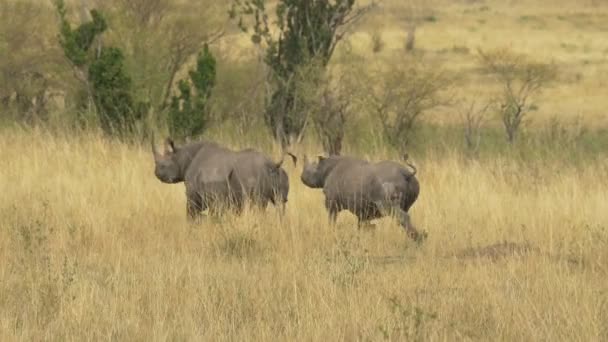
[
  {"xmin": 152, "ymin": 137, "xmax": 243, "ymax": 218},
  {"xmin": 300, "ymin": 154, "xmax": 425, "ymax": 242},
  {"xmin": 230, "ymin": 148, "xmax": 297, "ymax": 215},
  {"xmin": 152, "ymin": 136, "xmax": 295, "ymax": 219}
]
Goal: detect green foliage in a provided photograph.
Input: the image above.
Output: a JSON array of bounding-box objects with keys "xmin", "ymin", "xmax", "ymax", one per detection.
[
  {"xmin": 230, "ymin": 0, "xmax": 370, "ymax": 146},
  {"xmin": 102, "ymin": 0, "xmax": 226, "ymax": 119},
  {"xmin": 190, "ymin": 45, "xmax": 217, "ymax": 101},
  {"xmin": 56, "ymin": 1, "xmax": 107, "ymax": 67},
  {"xmin": 89, "ymin": 47, "xmax": 143, "ymax": 135},
  {"xmin": 168, "ymin": 45, "xmax": 217, "ymax": 139},
  {"xmin": 55, "ymin": 1, "xmax": 144, "ymax": 137}
]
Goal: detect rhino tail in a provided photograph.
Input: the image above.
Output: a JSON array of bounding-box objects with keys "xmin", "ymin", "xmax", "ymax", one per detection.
[
  {"xmin": 405, "ymin": 161, "xmax": 417, "ymax": 177},
  {"xmin": 227, "ymin": 168, "xmax": 244, "ymax": 194},
  {"xmin": 227, "ymin": 169, "xmax": 240, "ymax": 189},
  {"xmin": 400, "ymin": 154, "xmax": 417, "ymax": 178}
]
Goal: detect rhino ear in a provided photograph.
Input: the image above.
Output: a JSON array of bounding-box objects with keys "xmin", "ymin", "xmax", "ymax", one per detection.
[
  {"xmin": 286, "ymin": 152, "xmax": 297, "ymax": 166},
  {"xmin": 164, "ymin": 138, "xmax": 176, "ymax": 154}
]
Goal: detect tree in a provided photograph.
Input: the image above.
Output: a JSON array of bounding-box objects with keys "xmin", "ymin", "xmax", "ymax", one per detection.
[
  {"xmin": 478, "ymin": 49, "xmax": 556, "ymax": 143},
  {"xmin": 458, "ymin": 98, "xmax": 491, "ymax": 154},
  {"xmin": 311, "ymin": 83, "xmax": 349, "ymax": 156},
  {"xmin": 230, "ymin": 0, "xmax": 376, "ymax": 148},
  {"xmin": 167, "ymin": 44, "xmax": 217, "ymax": 139},
  {"xmin": 105, "ymin": 0, "xmax": 226, "ymax": 118},
  {"xmin": 297, "ymin": 60, "xmax": 359, "ymax": 155},
  {"xmin": 55, "ymin": 0, "xmax": 145, "ymax": 136},
  {"xmin": 368, "ymin": 62, "xmax": 450, "ymax": 154},
  {"xmin": 88, "ymin": 47, "xmax": 141, "ymax": 134}
]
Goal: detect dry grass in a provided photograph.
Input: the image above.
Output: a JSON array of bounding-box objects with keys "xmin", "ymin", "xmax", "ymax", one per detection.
[
  {"xmin": 220, "ymin": 0, "xmax": 608, "ymax": 127},
  {"xmin": 352, "ymin": 0, "xmax": 608, "ymax": 127},
  {"xmin": 3, "ymin": 0, "xmax": 608, "ymax": 340},
  {"xmin": 1, "ymin": 127, "xmax": 607, "ymax": 340}
]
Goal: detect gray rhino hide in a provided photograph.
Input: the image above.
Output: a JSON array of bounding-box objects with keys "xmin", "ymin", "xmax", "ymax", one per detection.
[
  {"xmin": 153, "ymin": 137, "xmax": 294, "ymax": 219},
  {"xmin": 230, "ymin": 149, "xmax": 295, "ymax": 215},
  {"xmin": 300, "ymin": 155, "xmax": 423, "ymax": 241},
  {"xmin": 153, "ymin": 137, "xmax": 242, "ymax": 219}
]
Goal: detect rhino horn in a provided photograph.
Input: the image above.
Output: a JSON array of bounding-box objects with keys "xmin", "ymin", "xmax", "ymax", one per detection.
[
  {"xmin": 151, "ymin": 133, "xmax": 161, "ymax": 159},
  {"xmin": 164, "ymin": 138, "xmax": 176, "ymax": 154}
]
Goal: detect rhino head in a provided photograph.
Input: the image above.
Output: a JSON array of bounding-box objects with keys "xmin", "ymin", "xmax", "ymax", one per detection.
[
  {"xmin": 152, "ymin": 137, "xmax": 184, "ymax": 184},
  {"xmin": 300, "ymin": 155, "xmax": 330, "ymax": 188}
]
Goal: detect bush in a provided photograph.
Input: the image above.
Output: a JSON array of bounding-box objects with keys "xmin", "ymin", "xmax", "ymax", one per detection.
[
  {"xmin": 230, "ymin": 0, "xmax": 376, "ymax": 147},
  {"xmin": 368, "ymin": 62, "xmax": 451, "ymax": 154},
  {"xmin": 478, "ymin": 48, "xmax": 557, "ymax": 143},
  {"xmin": 296, "ymin": 60, "xmax": 361, "ymax": 155},
  {"xmin": 167, "ymin": 44, "xmax": 216, "ymax": 139},
  {"xmin": 55, "ymin": 0, "xmax": 145, "ymax": 137},
  {"xmin": 89, "ymin": 47, "xmax": 142, "ymax": 135},
  {"xmin": 458, "ymin": 98, "xmax": 491, "ymax": 155}
]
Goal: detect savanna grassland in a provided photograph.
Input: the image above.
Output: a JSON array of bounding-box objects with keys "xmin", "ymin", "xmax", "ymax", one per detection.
[
  {"xmin": 2, "ymin": 127, "xmax": 608, "ymax": 341},
  {"xmin": 2, "ymin": 0, "xmax": 608, "ymax": 340}
]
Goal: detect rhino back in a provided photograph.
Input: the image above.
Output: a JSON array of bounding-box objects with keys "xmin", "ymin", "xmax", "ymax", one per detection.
[
  {"xmin": 371, "ymin": 160, "xmax": 419, "ymax": 211},
  {"xmin": 323, "ymin": 159, "xmax": 376, "ymax": 204},
  {"xmin": 232, "ymin": 150, "xmax": 275, "ymax": 196},
  {"xmin": 185, "ymin": 144, "xmax": 237, "ymax": 191},
  {"xmin": 373, "ymin": 161, "xmax": 414, "ymax": 180}
]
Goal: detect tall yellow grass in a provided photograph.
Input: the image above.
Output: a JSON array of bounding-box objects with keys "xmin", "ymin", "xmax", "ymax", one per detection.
[{"xmin": 1, "ymin": 128, "xmax": 607, "ymax": 340}]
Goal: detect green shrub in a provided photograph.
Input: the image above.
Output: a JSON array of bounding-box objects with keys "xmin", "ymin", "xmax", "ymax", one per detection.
[
  {"xmin": 167, "ymin": 44, "xmax": 216, "ymax": 139},
  {"xmin": 55, "ymin": 0, "xmax": 145, "ymax": 137}
]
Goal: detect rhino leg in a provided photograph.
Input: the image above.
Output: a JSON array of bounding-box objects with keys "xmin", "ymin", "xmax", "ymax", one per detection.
[
  {"xmin": 202, "ymin": 192, "xmax": 231, "ymax": 218},
  {"xmin": 186, "ymin": 191, "xmax": 205, "ymax": 221},
  {"xmin": 375, "ymin": 202, "xmax": 426, "ymax": 243},
  {"xmin": 278, "ymin": 202, "xmax": 286, "ymax": 217},
  {"xmin": 325, "ymin": 198, "xmax": 339, "ymax": 225},
  {"xmin": 228, "ymin": 195, "xmax": 244, "ymax": 215},
  {"xmin": 252, "ymin": 197, "xmax": 269, "ymax": 211},
  {"xmin": 207, "ymin": 197, "xmax": 232, "ymax": 218},
  {"xmin": 270, "ymin": 197, "xmax": 287, "ymax": 217}
]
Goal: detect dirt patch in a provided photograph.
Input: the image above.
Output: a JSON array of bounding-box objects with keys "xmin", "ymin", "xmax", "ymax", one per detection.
[{"xmin": 454, "ymin": 241, "xmax": 541, "ymax": 261}]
